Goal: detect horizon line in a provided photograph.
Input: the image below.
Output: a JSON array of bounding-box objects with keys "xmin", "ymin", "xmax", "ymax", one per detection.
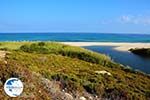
[{"xmin": 0, "ymin": 32, "xmax": 150, "ymax": 35}]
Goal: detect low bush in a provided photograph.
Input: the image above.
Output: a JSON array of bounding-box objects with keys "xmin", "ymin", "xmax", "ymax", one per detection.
[
  {"xmin": 19, "ymin": 42, "xmax": 111, "ymax": 65},
  {"xmin": 0, "ymin": 47, "xmax": 9, "ymax": 51},
  {"xmin": 130, "ymin": 48, "xmax": 150, "ymax": 57}
]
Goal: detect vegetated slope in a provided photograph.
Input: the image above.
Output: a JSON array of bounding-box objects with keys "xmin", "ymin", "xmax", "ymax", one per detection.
[
  {"xmin": 130, "ymin": 48, "xmax": 150, "ymax": 57},
  {"xmin": 0, "ymin": 42, "xmax": 150, "ymax": 100}
]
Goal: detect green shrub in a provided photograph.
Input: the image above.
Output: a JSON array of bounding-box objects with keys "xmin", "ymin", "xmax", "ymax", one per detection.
[
  {"xmin": 145, "ymin": 90, "xmax": 150, "ymax": 97},
  {"xmin": 122, "ymin": 66, "xmax": 135, "ymax": 73},
  {"xmin": 20, "ymin": 43, "xmax": 49, "ymax": 54},
  {"xmin": 38, "ymin": 42, "xmax": 46, "ymax": 46},
  {"xmin": 51, "ymin": 73, "xmax": 77, "ymax": 82},
  {"xmin": 20, "ymin": 44, "xmax": 31, "ymax": 52},
  {"xmin": 0, "ymin": 47, "xmax": 9, "ymax": 51},
  {"xmin": 130, "ymin": 48, "xmax": 150, "ymax": 57},
  {"xmin": 83, "ymin": 81, "xmax": 96, "ymax": 94},
  {"xmin": 19, "ymin": 42, "xmax": 111, "ymax": 66}
]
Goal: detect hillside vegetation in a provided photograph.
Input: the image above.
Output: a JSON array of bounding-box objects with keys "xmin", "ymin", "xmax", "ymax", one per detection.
[
  {"xmin": 130, "ymin": 48, "xmax": 150, "ymax": 57},
  {"xmin": 0, "ymin": 42, "xmax": 150, "ymax": 100}
]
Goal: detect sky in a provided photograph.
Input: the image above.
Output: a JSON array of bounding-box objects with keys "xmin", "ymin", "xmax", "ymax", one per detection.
[{"xmin": 0, "ymin": 0, "xmax": 150, "ymax": 34}]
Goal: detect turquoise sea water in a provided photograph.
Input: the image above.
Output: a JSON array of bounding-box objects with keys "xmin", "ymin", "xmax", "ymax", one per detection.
[{"xmin": 0, "ymin": 33, "xmax": 150, "ymax": 42}]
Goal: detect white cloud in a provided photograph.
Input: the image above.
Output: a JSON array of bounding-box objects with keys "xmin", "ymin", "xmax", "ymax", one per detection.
[
  {"xmin": 119, "ymin": 15, "xmax": 150, "ymax": 25},
  {"xmin": 120, "ymin": 15, "xmax": 132, "ymax": 23}
]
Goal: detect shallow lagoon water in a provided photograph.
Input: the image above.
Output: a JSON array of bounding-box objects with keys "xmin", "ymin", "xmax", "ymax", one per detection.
[{"xmin": 84, "ymin": 46, "xmax": 150, "ymax": 74}]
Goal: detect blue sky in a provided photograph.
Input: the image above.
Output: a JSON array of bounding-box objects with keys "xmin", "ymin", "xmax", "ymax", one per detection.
[{"xmin": 0, "ymin": 0, "xmax": 150, "ymax": 33}]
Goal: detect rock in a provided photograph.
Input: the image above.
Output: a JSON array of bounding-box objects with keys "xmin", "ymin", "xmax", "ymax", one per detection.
[
  {"xmin": 64, "ymin": 92, "xmax": 73, "ymax": 100},
  {"xmin": 89, "ymin": 96, "xmax": 93, "ymax": 100},
  {"xmin": 95, "ymin": 70, "xmax": 111, "ymax": 76},
  {"xmin": 79, "ymin": 96, "xmax": 86, "ymax": 100},
  {"xmin": 38, "ymin": 90, "xmax": 41, "ymax": 93},
  {"xmin": 4, "ymin": 61, "xmax": 7, "ymax": 64}
]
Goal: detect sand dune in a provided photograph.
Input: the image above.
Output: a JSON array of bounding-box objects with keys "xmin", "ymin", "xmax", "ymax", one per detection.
[{"xmin": 62, "ymin": 42, "xmax": 150, "ymax": 51}]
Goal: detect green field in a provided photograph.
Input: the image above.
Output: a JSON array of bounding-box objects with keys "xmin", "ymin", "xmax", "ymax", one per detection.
[{"xmin": 0, "ymin": 42, "xmax": 150, "ymax": 99}]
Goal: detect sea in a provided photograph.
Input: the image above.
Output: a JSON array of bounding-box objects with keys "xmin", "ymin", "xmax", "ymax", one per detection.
[
  {"xmin": 0, "ymin": 33, "xmax": 150, "ymax": 74},
  {"xmin": 0, "ymin": 33, "xmax": 150, "ymax": 42}
]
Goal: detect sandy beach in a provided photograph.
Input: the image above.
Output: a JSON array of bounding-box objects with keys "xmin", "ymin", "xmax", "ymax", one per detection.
[{"xmin": 62, "ymin": 42, "xmax": 150, "ymax": 52}]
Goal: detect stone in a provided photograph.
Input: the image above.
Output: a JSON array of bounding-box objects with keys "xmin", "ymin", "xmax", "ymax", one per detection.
[{"xmin": 95, "ymin": 70, "xmax": 111, "ymax": 76}]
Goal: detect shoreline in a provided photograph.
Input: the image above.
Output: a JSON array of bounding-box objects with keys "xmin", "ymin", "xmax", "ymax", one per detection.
[
  {"xmin": 61, "ymin": 42, "xmax": 150, "ymax": 51},
  {"xmin": 0, "ymin": 41, "xmax": 150, "ymax": 52}
]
